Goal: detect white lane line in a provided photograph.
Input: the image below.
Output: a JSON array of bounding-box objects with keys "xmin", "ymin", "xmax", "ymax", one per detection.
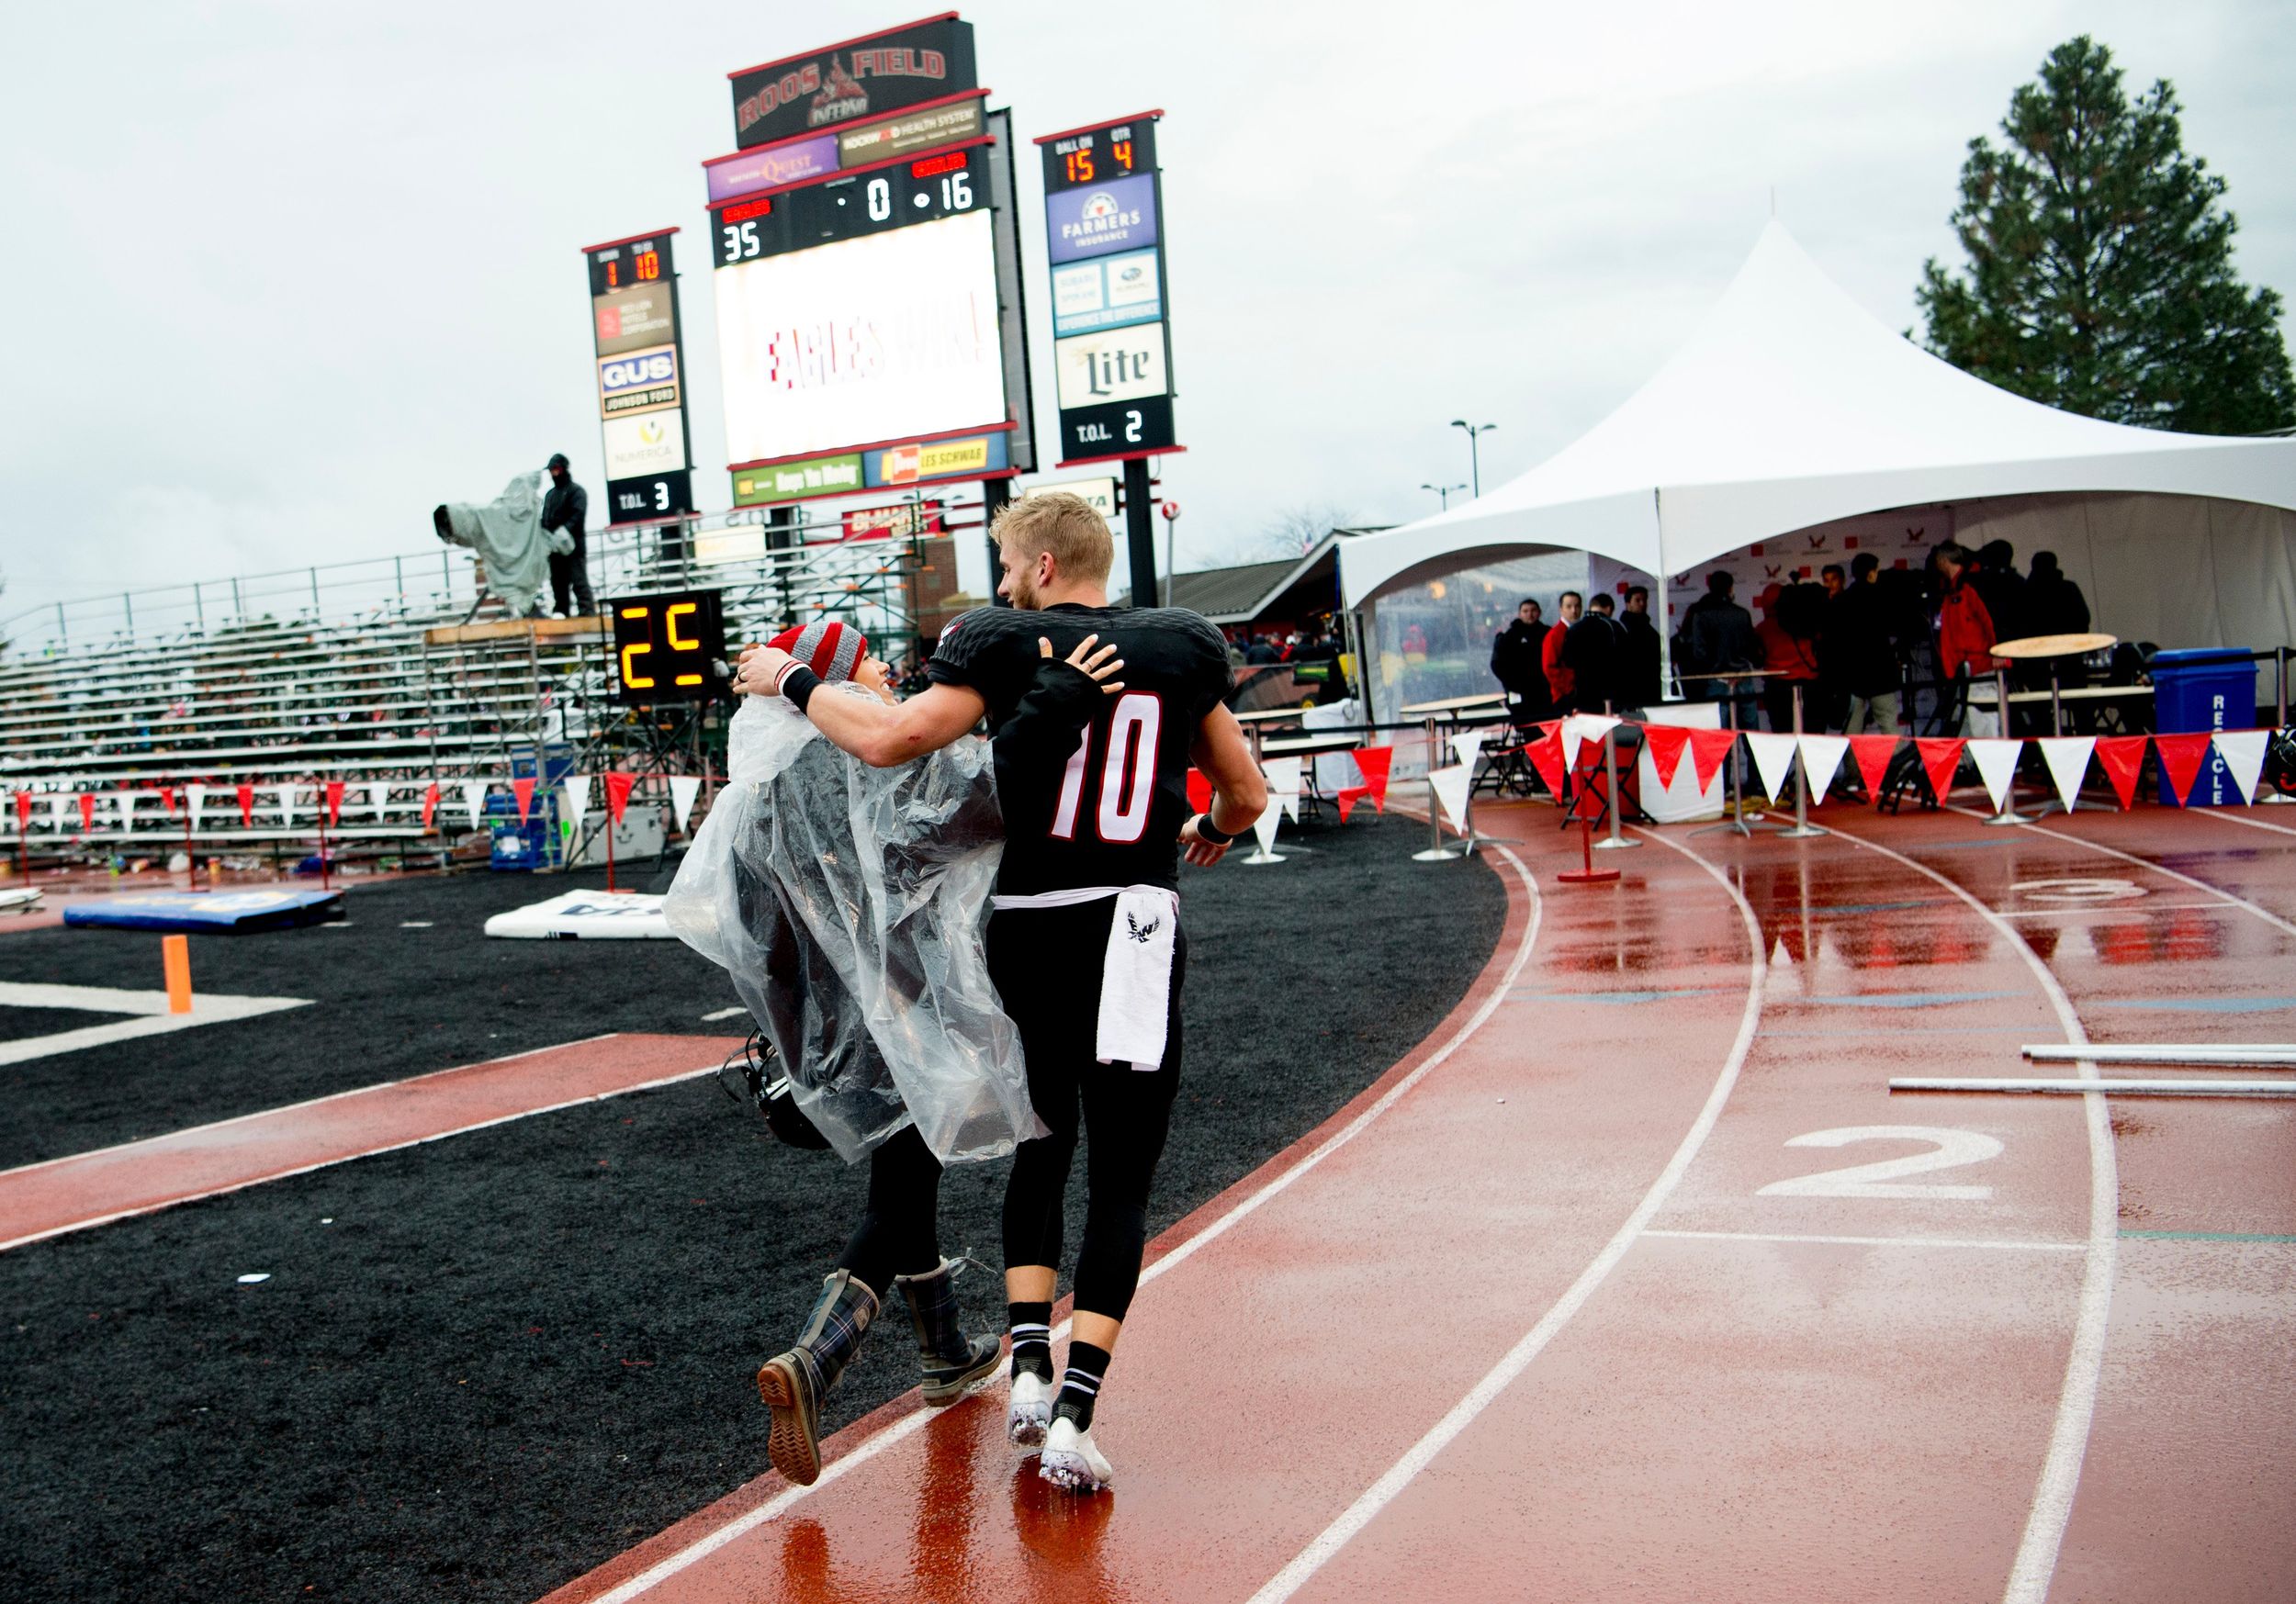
[
  {"xmin": 0, "ymin": 994, "xmax": 311, "ymax": 1068},
  {"xmin": 1949, "ymin": 805, "xmax": 2296, "ymax": 939},
  {"xmin": 1829, "ymin": 824, "xmax": 2116, "ymax": 1604},
  {"xmin": 587, "ymin": 847, "xmax": 1548, "ymax": 1604},
  {"xmin": 1644, "ymin": 1229, "xmax": 2087, "ymax": 1253},
  {"xmin": 1242, "ymin": 827, "xmax": 1761, "ymax": 1604},
  {"xmin": 700, "ymin": 1006, "xmax": 748, "ymax": 1022},
  {"xmin": 0, "ymin": 981, "xmax": 201, "ymax": 1014},
  {"xmin": 2195, "ymin": 807, "xmax": 2296, "ymax": 840}
]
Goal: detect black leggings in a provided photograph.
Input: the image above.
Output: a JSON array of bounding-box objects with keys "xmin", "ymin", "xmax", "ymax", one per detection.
[
  {"xmin": 989, "ymin": 903, "xmax": 1185, "ymax": 1324},
  {"xmin": 834, "ymin": 1123, "xmax": 942, "ymax": 1299}
]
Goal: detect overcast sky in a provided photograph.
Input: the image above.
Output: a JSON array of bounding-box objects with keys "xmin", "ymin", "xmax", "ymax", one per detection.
[{"xmin": 3, "ymin": 0, "xmax": 2290, "ymax": 625}]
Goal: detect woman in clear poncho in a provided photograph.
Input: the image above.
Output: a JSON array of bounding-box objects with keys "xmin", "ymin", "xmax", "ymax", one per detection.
[{"xmin": 665, "ymin": 619, "xmax": 1121, "ymax": 1486}]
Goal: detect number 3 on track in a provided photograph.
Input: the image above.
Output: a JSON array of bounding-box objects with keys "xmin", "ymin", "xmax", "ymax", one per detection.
[{"xmin": 1757, "ymin": 1126, "xmax": 2002, "ymax": 1200}]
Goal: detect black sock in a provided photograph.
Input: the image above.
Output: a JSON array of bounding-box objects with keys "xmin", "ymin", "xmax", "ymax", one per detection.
[
  {"xmin": 1007, "ymin": 1302, "xmax": 1052, "ymax": 1382},
  {"xmin": 1054, "ymin": 1341, "xmax": 1110, "ymax": 1431}
]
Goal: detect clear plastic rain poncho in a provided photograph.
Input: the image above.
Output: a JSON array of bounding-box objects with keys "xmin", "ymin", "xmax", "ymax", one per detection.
[
  {"xmin": 664, "ymin": 692, "xmax": 1043, "ymax": 1165},
  {"xmin": 432, "ymin": 471, "xmax": 570, "ymax": 618}
]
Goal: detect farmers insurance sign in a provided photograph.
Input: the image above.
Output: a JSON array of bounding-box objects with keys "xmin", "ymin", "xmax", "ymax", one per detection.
[{"xmin": 729, "ymin": 16, "xmax": 977, "ymax": 150}]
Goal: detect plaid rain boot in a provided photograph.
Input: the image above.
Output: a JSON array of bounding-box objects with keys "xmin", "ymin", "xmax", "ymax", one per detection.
[
  {"xmin": 894, "ymin": 1259, "xmax": 1003, "ymax": 1403},
  {"xmin": 756, "ymin": 1269, "xmax": 878, "ymax": 1486}
]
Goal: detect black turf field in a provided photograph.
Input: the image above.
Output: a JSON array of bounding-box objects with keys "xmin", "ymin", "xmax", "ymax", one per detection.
[{"xmin": 0, "ymin": 814, "xmax": 1503, "ymax": 1604}]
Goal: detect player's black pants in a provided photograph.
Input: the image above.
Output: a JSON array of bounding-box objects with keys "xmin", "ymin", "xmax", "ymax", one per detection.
[
  {"xmin": 833, "ymin": 1124, "xmax": 942, "ymax": 1299},
  {"xmin": 989, "ymin": 902, "xmax": 1186, "ymax": 1324}
]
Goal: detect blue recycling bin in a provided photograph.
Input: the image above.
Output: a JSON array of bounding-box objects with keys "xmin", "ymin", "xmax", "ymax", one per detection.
[{"xmin": 2150, "ymin": 648, "xmax": 2257, "ymax": 807}]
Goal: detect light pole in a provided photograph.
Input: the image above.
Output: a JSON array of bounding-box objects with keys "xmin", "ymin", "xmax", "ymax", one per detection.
[
  {"xmin": 1450, "ymin": 420, "xmax": 1497, "ymax": 498},
  {"xmin": 1420, "ymin": 481, "xmax": 1467, "ymax": 510}
]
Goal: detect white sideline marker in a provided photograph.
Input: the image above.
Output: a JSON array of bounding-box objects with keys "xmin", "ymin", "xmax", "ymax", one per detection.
[
  {"xmin": 1896, "ymin": 1077, "xmax": 2295, "ymax": 1098},
  {"xmin": 2023, "ymin": 1042, "xmax": 2296, "ymax": 1068}
]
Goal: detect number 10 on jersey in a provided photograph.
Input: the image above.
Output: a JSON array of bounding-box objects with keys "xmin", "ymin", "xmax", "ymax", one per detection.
[{"xmin": 1051, "ymin": 693, "xmax": 1162, "ymax": 843}]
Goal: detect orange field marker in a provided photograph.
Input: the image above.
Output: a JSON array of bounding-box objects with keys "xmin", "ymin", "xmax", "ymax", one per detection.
[{"xmin": 162, "ymin": 934, "xmax": 193, "ymax": 1015}]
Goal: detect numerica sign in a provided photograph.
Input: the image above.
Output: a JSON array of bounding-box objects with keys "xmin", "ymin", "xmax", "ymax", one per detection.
[{"xmin": 729, "ymin": 14, "xmax": 977, "ymax": 149}]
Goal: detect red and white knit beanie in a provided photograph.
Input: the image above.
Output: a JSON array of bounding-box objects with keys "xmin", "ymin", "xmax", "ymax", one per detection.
[{"xmin": 769, "ymin": 620, "xmax": 868, "ymax": 682}]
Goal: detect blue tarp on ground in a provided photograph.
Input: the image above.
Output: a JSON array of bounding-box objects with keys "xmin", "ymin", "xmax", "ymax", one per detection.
[{"xmin": 63, "ymin": 890, "xmax": 346, "ymax": 933}]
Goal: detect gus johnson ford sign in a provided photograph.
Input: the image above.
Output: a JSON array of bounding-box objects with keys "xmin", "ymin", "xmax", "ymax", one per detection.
[{"xmin": 728, "ymin": 16, "xmax": 976, "ymax": 151}]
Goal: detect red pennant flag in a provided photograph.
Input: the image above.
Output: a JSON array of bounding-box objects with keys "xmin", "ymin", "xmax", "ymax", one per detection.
[
  {"xmin": 603, "ymin": 771, "xmax": 636, "ymax": 823},
  {"xmin": 160, "ymin": 786, "xmax": 178, "ymax": 816},
  {"xmin": 1186, "ymin": 768, "xmax": 1213, "ymax": 813},
  {"xmin": 1353, "ymin": 746, "xmax": 1394, "ymax": 804},
  {"xmin": 2094, "ymin": 736, "xmax": 2148, "ymax": 810},
  {"xmin": 78, "ymin": 793, "xmax": 96, "ymax": 831},
  {"xmin": 235, "ymin": 782, "xmax": 255, "ymax": 824},
  {"xmin": 1915, "ymin": 738, "xmax": 1965, "ymax": 803},
  {"xmin": 512, "ymin": 777, "xmax": 538, "ymax": 824},
  {"xmin": 1335, "ymin": 785, "xmax": 1367, "ymax": 823},
  {"xmin": 1685, "ymin": 727, "xmax": 1739, "ymax": 791},
  {"xmin": 2152, "ymin": 733, "xmax": 2212, "ymax": 805},
  {"xmin": 1640, "ymin": 723, "xmax": 1691, "ymax": 790},
  {"xmin": 12, "ymin": 791, "xmax": 29, "ymax": 830},
  {"xmin": 324, "ymin": 780, "xmax": 345, "ymax": 825},
  {"xmin": 421, "ymin": 782, "xmax": 441, "ymax": 831},
  {"xmin": 1848, "ymin": 735, "xmax": 1899, "ymax": 802},
  {"xmin": 1525, "ymin": 731, "xmax": 1568, "ymax": 799}
]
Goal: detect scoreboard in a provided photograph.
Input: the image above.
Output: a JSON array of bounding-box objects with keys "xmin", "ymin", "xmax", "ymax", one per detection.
[
  {"xmin": 581, "ymin": 230, "xmax": 697, "ymax": 522},
  {"xmin": 1037, "ymin": 114, "xmax": 1178, "ymax": 464},
  {"xmin": 703, "ymin": 18, "xmax": 1034, "ymax": 510}
]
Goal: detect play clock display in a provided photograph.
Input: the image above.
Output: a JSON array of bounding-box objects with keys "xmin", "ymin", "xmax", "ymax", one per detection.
[{"xmin": 609, "ymin": 589, "xmax": 727, "ymax": 705}]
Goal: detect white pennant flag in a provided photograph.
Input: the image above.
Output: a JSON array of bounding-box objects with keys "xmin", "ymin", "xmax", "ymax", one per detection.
[
  {"xmin": 1260, "ymin": 757, "xmax": 1303, "ymax": 824},
  {"xmin": 1745, "ymin": 731, "xmax": 1800, "ymax": 802},
  {"xmin": 369, "ymin": 781, "xmax": 390, "ymax": 821},
  {"xmin": 1450, "ymin": 728, "xmax": 1488, "ymax": 769},
  {"xmin": 2212, "ymin": 729, "xmax": 2268, "ymax": 804},
  {"xmin": 1428, "ymin": 762, "xmax": 1475, "ymax": 831},
  {"xmin": 186, "ymin": 783, "xmax": 207, "ymax": 833},
  {"xmin": 276, "ymin": 784, "xmax": 299, "ymax": 828},
  {"xmin": 1249, "ymin": 799, "xmax": 1282, "ymax": 858},
  {"xmin": 1968, "ymin": 738, "xmax": 2023, "ymax": 813},
  {"xmin": 462, "ymin": 780, "xmax": 490, "ymax": 830},
  {"xmin": 2037, "ymin": 736, "xmax": 2096, "ymax": 813},
  {"xmin": 1797, "ymin": 735, "xmax": 1850, "ymax": 803},
  {"xmin": 564, "ymin": 774, "xmax": 593, "ymax": 825},
  {"xmin": 669, "ymin": 774, "xmax": 703, "ymax": 830},
  {"xmin": 1559, "ymin": 712, "xmax": 1621, "ymax": 775}
]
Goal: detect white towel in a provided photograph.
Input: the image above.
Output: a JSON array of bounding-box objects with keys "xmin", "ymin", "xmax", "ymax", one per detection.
[
  {"xmin": 989, "ymin": 883, "xmax": 1180, "ymax": 1071},
  {"xmin": 1097, "ymin": 887, "xmax": 1178, "ymax": 1068}
]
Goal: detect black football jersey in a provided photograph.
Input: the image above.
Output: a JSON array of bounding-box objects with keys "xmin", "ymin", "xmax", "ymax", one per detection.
[{"xmin": 929, "ymin": 602, "xmax": 1233, "ymax": 894}]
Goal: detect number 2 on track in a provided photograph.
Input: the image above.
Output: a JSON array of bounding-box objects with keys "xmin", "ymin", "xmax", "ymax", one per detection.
[{"xmin": 1757, "ymin": 1126, "xmax": 2002, "ymax": 1200}]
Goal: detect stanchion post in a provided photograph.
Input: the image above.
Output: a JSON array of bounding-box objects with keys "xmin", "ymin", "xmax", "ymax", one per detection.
[
  {"xmin": 1593, "ymin": 700, "xmax": 1640, "ymax": 851},
  {"xmin": 1724, "ymin": 689, "xmax": 1752, "ymax": 836},
  {"xmin": 1779, "ymin": 682, "xmax": 1825, "ymax": 838},
  {"xmin": 1411, "ymin": 714, "xmax": 1460, "ymax": 862},
  {"xmin": 1983, "ymin": 665, "xmax": 2027, "ymax": 825}
]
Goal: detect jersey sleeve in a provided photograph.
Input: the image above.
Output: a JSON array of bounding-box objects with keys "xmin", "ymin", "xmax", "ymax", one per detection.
[{"xmin": 925, "ymin": 607, "xmax": 999, "ymax": 690}]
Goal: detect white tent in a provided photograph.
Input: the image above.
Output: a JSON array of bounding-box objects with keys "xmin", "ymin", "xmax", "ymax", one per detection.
[{"xmin": 1341, "ymin": 223, "xmax": 2296, "ymax": 630}]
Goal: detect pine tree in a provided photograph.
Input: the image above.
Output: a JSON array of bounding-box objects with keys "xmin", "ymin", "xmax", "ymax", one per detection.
[{"xmin": 1916, "ymin": 36, "xmax": 2294, "ymax": 436}]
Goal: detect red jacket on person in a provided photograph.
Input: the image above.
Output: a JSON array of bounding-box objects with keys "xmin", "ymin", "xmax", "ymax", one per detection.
[
  {"xmin": 1939, "ymin": 579, "xmax": 1998, "ymax": 679},
  {"xmin": 1542, "ymin": 620, "xmax": 1574, "ymax": 701}
]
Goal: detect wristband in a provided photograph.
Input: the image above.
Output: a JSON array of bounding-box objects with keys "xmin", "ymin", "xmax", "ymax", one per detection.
[
  {"xmin": 777, "ymin": 664, "xmax": 822, "ymax": 712},
  {"xmin": 1193, "ymin": 813, "xmax": 1235, "ymax": 847}
]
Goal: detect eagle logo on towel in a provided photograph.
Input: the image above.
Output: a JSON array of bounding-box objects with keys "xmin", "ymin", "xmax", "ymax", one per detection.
[{"xmin": 1126, "ymin": 912, "xmax": 1161, "ymax": 944}]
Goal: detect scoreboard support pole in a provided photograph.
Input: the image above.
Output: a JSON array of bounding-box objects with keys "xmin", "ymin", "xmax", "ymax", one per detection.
[
  {"xmin": 983, "ymin": 478, "xmax": 1011, "ymax": 607},
  {"xmin": 1122, "ymin": 456, "xmax": 1156, "ymax": 611}
]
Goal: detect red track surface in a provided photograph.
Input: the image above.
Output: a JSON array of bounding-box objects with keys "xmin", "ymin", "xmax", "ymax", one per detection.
[
  {"xmin": 0, "ymin": 1032, "xmax": 738, "ymax": 1251},
  {"xmin": 545, "ymin": 799, "xmax": 2294, "ymax": 1604}
]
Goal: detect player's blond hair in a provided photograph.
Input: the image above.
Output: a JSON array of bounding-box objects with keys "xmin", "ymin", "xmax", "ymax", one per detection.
[{"xmin": 990, "ymin": 491, "xmax": 1113, "ymax": 585}]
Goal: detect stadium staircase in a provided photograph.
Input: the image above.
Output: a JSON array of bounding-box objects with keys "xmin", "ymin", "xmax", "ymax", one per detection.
[{"xmin": 0, "ymin": 512, "xmax": 952, "ymax": 869}]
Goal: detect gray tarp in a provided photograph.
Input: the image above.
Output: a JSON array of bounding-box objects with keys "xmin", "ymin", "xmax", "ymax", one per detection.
[
  {"xmin": 433, "ymin": 472, "xmax": 569, "ymax": 617},
  {"xmin": 664, "ymin": 694, "xmax": 1042, "ymax": 1165}
]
